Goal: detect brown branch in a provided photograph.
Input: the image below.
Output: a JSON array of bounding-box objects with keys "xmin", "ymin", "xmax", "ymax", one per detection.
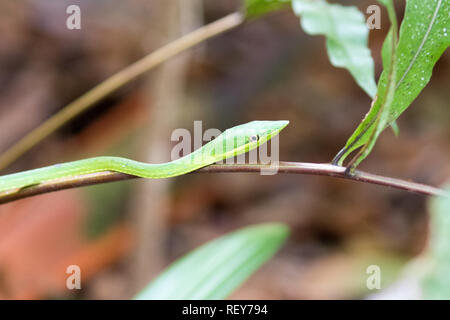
[{"xmin": 0, "ymin": 162, "xmax": 447, "ymax": 204}]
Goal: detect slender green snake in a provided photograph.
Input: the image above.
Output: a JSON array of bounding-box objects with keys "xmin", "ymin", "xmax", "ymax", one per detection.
[{"xmin": 0, "ymin": 121, "xmax": 288, "ymax": 195}]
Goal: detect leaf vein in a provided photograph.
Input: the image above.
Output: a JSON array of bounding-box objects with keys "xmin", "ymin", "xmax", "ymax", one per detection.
[{"xmin": 395, "ymin": 0, "xmax": 442, "ymax": 89}]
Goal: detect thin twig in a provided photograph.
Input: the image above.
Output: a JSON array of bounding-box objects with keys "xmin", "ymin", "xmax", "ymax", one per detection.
[
  {"xmin": 0, "ymin": 162, "xmax": 447, "ymax": 204},
  {"xmin": 0, "ymin": 12, "xmax": 245, "ymax": 171}
]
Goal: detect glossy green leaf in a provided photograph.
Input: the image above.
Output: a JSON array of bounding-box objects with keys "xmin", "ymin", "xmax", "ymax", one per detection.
[
  {"xmin": 134, "ymin": 223, "xmax": 289, "ymax": 300},
  {"xmin": 339, "ymin": 0, "xmax": 399, "ymax": 169},
  {"xmin": 421, "ymin": 187, "xmax": 450, "ymax": 299},
  {"xmin": 335, "ymin": 0, "xmax": 450, "ymax": 166},
  {"xmin": 244, "ymin": 0, "xmax": 290, "ymax": 19},
  {"xmin": 292, "ymin": 0, "xmax": 377, "ymax": 98}
]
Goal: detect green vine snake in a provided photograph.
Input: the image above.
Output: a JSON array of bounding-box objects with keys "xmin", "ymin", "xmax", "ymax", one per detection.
[{"xmin": 0, "ymin": 120, "xmax": 289, "ymax": 195}]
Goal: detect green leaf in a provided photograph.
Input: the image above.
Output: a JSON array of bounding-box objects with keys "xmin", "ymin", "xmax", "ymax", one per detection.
[
  {"xmin": 390, "ymin": 120, "xmax": 400, "ymax": 137},
  {"xmin": 134, "ymin": 223, "xmax": 289, "ymax": 300},
  {"xmin": 335, "ymin": 0, "xmax": 450, "ymax": 166},
  {"xmin": 292, "ymin": 0, "xmax": 377, "ymax": 98},
  {"xmin": 340, "ymin": 0, "xmax": 399, "ymax": 169},
  {"xmin": 421, "ymin": 187, "xmax": 450, "ymax": 299},
  {"xmin": 244, "ymin": 0, "xmax": 291, "ymax": 19}
]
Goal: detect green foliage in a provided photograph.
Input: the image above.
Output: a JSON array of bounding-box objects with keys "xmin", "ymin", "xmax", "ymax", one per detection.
[
  {"xmin": 421, "ymin": 188, "xmax": 450, "ymax": 299},
  {"xmin": 292, "ymin": 0, "xmax": 377, "ymax": 98},
  {"xmin": 135, "ymin": 223, "xmax": 289, "ymax": 300},
  {"xmin": 338, "ymin": 0, "xmax": 399, "ymax": 169},
  {"xmin": 336, "ymin": 0, "xmax": 450, "ymax": 166},
  {"xmin": 390, "ymin": 120, "xmax": 400, "ymax": 137},
  {"xmin": 244, "ymin": 0, "xmax": 290, "ymax": 19}
]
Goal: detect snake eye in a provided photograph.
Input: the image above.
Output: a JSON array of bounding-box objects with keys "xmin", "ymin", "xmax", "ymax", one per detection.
[{"xmin": 249, "ymin": 134, "xmax": 260, "ymax": 142}]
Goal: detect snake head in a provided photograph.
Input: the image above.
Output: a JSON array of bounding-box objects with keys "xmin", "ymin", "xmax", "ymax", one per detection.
[
  {"xmin": 219, "ymin": 120, "xmax": 289, "ymax": 157},
  {"xmin": 247, "ymin": 120, "xmax": 289, "ymax": 144}
]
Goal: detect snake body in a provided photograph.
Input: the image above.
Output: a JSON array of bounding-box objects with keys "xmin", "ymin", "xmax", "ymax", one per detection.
[{"xmin": 0, "ymin": 121, "xmax": 288, "ymax": 194}]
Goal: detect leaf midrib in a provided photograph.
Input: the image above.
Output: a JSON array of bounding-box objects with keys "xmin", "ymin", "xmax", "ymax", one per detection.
[{"xmin": 395, "ymin": 0, "xmax": 443, "ymax": 90}]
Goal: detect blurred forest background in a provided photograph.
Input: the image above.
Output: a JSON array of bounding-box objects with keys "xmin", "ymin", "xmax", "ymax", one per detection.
[{"xmin": 0, "ymin": 0, "xmax": 448, "ymax": 299}]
